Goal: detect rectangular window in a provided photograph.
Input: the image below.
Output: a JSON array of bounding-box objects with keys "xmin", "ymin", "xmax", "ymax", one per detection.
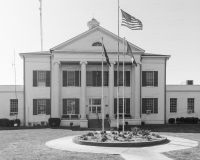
[
  {"xmin": 63, "ymin": 99, "xmax": 75, "ymax": 114},
  {"xmin": 10, "ymin": 99, "xmax": 18, "ymax": 114},
  {"xmin": 146, "ymin": 98, "xmax": 154, "ymax": 113},
  {"xmin": 114, "ymin": 98, "xmax": 130, "ymax": 114},
  {"xmin": 142, "ymin": 71, "xmax": 158, "ymax": 87},
  {"xmin": 89, "ymin": 98, "xmax": 101, "ymax": 113},
  {"xmin": 119, "ymin": 98, "xmax": 126, "ymax": 113},
  {"xmin": 37, "ymin": 99, "xmax": 46, "ymax": 114},
  {"xmin": 33, "ymin": 71, "xmax": 50, "ymax": 87},
  {"xmin": 63, "ymin": 71, "xmax": 81, "ymax": 87},
  {"xmin": 146, "ymin": 71, "xmax": 154, "ymax": 86},
  {"xmin": 188, "ymin": 98, "xmax": 194, "ymax": 113},
  {"xmin": 86, "ymin": 71, "xmax": 108, "ymax": 87},
  {"xmin": 114, "ymin": 71, "xmax": 130, "ymax": 87},
  {"xmin": 170, "ymin": 98, "xmax": 177, "ymax": 113},
  {"xmin": 38, "ymin": 71, "xmax": 46, "ymax": 86}
]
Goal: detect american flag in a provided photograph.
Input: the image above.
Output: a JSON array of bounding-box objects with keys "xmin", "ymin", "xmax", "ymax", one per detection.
[{"xmin": 121, "ymin": 9, "xmax": 142, "ymax": 30}]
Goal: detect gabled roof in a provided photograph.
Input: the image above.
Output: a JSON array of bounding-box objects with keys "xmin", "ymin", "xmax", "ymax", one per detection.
[{"xmin": 50, "ymin": 25, "xmax": 145, "ymax": 53}]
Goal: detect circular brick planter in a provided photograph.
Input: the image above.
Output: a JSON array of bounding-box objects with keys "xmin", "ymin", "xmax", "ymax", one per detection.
[{"xmin": 73, "ymin": 136, "xmax": 169, "ymax": 147}]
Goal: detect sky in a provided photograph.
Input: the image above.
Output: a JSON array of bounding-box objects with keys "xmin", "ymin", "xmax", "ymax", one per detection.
[{"xmin": 0, "ymin": 0, "xmax": 200, "ymax": 85}]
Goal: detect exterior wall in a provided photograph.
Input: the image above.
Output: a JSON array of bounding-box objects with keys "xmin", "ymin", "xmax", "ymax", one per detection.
[
  {"xmin": 166, "ymin": 85, "xmax": 200, "ymax": 123},
  {"xmin": 0, "ymin": 85, "xmax": 24, "ymax": 126},
  {"xmin": 141, "ymin": 57, "xmax": 166, "ymax": 124},
  {"xmin": 24, "ymin": 55, "xmax": 51, "ymax": 125}
]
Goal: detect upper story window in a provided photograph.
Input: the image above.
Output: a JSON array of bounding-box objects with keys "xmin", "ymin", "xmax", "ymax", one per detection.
[
  {"xmin": 114, "ymin": 71, "xmax": 130, "ymax": 87},
  {"xmin": 63, "ymin": 71, "xmax": 81, "ymax": 87},
  {"xmin": 92, "ymin": 42, "xmax": 102, "ymax": 46},
  {"xmin": 170, "ymin": 98, "xmax": 177, "ymax": 113},
  {"xmin": 33, "ymin": 71, "xmax": 50, "ymax": 87},
  {"xmin": 142, "ymin": 71, "xmax": 158, "ymax": 87},
  {"xmin": 10, "ymin": 99, "xmax": 18, "ymax": 115},
  {"xmin": 187, "ymin": 98, "xmax": 194, "ymax": 113},
  {"xmin": 86, "ymin": 71, "xmax": 108, "ymax": 87}
]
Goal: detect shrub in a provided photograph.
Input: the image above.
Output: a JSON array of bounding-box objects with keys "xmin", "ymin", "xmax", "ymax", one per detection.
[
  {"xmin": 180, "ymin": 117, "xmax": 185, "ymax": 123},
  {"xmin": 9, "ymin": 120, "xmax": 14, "ymax": 127},
  {"xmin": 176, "ymin": 117, "xmax": 180, "ymax": 123},
  {"xmin": 168, "ymin": 118, "xmax": 175, "ymax": 124},
  {"xmin": 0, "ymin": 119, "xmax": 10, "ymax": 127},
  {"xmin": 194, "ymin": 117, "xmax": 199, "ymax": 124},
  {"xmin": 14, "ymin": 119, "xmax": 21, "ymax": 126},
  {"xmin": 48, "ymin": 118, "xmax": 61, "ymax": 127},
  {"xmin": 141, "ymin": 121, "xmax": 145, "ymax": 125}
]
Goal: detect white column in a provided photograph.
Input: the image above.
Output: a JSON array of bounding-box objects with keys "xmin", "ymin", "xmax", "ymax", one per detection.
[
  {"xmin": 53, "ymin": 62, "xmax": 60, "ymax": 118},
  {"xmin": 134, "ymin": 64, "xmax": 141, "ymax": 119},
  {"xmin": 109, "ymin": 62, "xmax": 115, "ymax": 119},
  {"xmin": 131, "ymin": 65, "xmax": 135, "ymax": 118},
  {"xmin": 80, "ymin": 61, "xmax": 87, "ymax": 120}
]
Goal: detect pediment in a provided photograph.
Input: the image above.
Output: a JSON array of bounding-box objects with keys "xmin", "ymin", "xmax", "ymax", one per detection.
[{"xmin": 51, "ymin": 26, "xmax": 145, "ymax": 53}]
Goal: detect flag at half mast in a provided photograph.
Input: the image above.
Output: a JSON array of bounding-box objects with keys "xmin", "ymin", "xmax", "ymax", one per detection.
[
  {"xmin": 121, "ymin": 9, "xmax": 142, "ymax": 30},
  {"xmin": 103, "ymin": 45, "xmax": 111, "ymax": 67},
  {"xmin": 126, "ymin": 41, "xmax": 137, "ymax": 67}
]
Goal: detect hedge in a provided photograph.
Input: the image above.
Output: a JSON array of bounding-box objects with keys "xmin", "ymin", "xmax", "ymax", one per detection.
[
  {"xmin": 0, "ymin": 119, "xmax": 10, "ymax": 127},
  {"xmin": 168, "ymin": 118, "xmax": 175, "ymax": 124},
  {"xmin": 48, "ymin": 118, "xmax": 61, "ymax": 127}
]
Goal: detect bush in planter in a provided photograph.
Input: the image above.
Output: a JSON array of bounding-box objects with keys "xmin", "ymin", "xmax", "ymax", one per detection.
[
  {"xmin": 48, "ymin": 118, "xmax": 61, "ymax": 127},
  {"xmin": 0, "ymin": 119, "xmax": 10, "ymax": 127},
  {"xmin": 176, "ymin": 117, "xmax": 180, "ymax": 124},
  {"xmin": 9, "ymin": 120, "xmax": 15, "ymax": 127},
  {"xmin": 168, "ymin": 118, "xmax": 175, "ymax": 124},
  {"xmin": 194, "ymin": 117, "xmax": 199, "ymax": 124},
  {"xmin": 14, "ymin": 119, "xmax": 20, "ymax": 126}
]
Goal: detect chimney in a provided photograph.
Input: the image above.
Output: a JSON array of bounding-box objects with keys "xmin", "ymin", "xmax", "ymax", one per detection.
[{"xmin": 87, "ymin": 18, "xmax": 100, "ymax": 29}]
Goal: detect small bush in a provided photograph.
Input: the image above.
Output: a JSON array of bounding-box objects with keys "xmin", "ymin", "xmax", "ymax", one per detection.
[
  {"xmin": 9, "ymin": 120, "xmax": 14, "ymax": 127},
  {"xmin": 0, "ymin": 119, "xmax": 10, "ymax": 127},
  {"xmin": 14, "ymin": 119, "xmax": 21, "ymax": 126},
  {"xmin": 176, "ymin": 117, "xmax": 180, "ymax": 123},
  {"xmin": 180, "ymin": 117, "xmax": 185, "ymax": 123},
  {"xmin": 168, "ymin": 118, "xmax": 175, "ymax": 124},
  {"xmin": 194, "ymin": 117, "xmax": 199, "ymax": 124},
  {"xmin": 141, "ymin": 121, "xmax": 145, "ymax": 125},
  {"xmin": 48, "ymin": 118, "xmax": 61, "ymax": 127}
]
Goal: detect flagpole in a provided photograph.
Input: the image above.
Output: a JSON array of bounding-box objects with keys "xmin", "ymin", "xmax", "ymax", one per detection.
[
  {"xmin": 101, "ymin": 37, "xmax": 104, "ymax": 132},
  {"xmin": 123, "ymin": 37, "xmax": 125, "ymax": 132},
  {"xmin": 117, "ymin": 0, "xmax": 119, "ymax": 130},
  {"xmin": 39, "ymin": 0, "xmax": 43, "ymax": 51}
]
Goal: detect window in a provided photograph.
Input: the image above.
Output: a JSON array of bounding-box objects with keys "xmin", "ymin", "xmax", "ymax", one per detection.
[
  {"xmin": 92, "ymin": 42, "xmax": 102, "ymax": 46},
  {"xmin": 33, "ymin": 99, "xmax": 51, "ymax": 115},
  {"xmin": 188, "ymin": 98, "xmax": 194, "ymax": 113},
  {"xmin": 89, "ymin": 99, "xmax": 101, "ymax": 113},
  {"xmin": 33, "ymin": 71, "xmax": 50, "ymax": 87},
  {"xmin": 142, "ymin": 71, "xmax": 158, "ymax": 87},
  {"xmin": 142, "ymin": 98, "xmax": 158, "ymax": 114},
  {"xmin": 63, "ymin": 71, "xmax": 81, "ymax": 87},
  {"xmin": 146, "ymin": 71, "xmax": 154, "ymax": 86},
  {"xmin": 146, "ymin": 98, "xmax": 154, "ymax": 113},
  {"xmin": 114, "ymin": 98, "xmax": 130, "ymax": 114},
  {"xmin": 170, "ymin": 98, "xmax": 177, "ymax": 113},
  {"xmin": 10, "ymin": 99, "xmax": 18, "ymax": 115},
  {"xmin": 63, "ymin": 99, "xmax": 79, "ymax": 114},
  {"xmin": 114, "ymin": 71, "xmax": 130, "ymax": 87},
  {"xmin": 37, "ymin": 99, "xmax": 46, "ymax": 114},
  {"xmin": 86, "ymin": 71, "xmax": 108, "ymax": 87}
]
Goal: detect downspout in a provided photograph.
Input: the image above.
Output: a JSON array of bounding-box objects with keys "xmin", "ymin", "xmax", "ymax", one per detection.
[
  {"xmin": 23, "ymin": 56, "xmax": 26, "ymax": 126},
  {"xmin": 164, "ymin": 58, "xmax": 167, "ymax": 124}
]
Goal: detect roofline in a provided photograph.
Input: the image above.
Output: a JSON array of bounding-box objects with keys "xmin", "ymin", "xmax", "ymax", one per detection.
[{"xmin": 50, "ymin": 25, "xmax": 145, "ymax": 52}]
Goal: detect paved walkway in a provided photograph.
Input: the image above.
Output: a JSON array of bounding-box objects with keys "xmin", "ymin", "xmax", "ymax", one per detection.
[{"xmin": 46, "ymin": 135, "xmax": 198, "ymax": 160}]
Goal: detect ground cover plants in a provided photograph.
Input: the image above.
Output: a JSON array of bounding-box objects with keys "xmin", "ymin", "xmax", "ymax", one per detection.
[{"xmin": 76, "ymin": 127, "xmax": 164, "ymax": 143}]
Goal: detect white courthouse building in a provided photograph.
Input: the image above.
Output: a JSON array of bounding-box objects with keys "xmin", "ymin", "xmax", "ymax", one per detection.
[{"xmin": 1, "ymin": 19, "xmax": 200, "ymax": 127}]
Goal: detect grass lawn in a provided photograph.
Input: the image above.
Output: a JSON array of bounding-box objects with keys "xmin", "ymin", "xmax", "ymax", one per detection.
[{"xmin": 0, "ymin": 124, "xmax": 200, "ymax": 160}]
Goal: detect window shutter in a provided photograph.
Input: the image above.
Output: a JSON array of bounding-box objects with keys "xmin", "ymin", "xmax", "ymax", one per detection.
[
  {"xmin": 114, "ymin": 98, "xmax": 117, "ymax": 114},
  {"xmin": 154, "ymin": 98, "xmax": 158, "ymax": 114},
  {"xmin": 126, "ymin": 98, "xmax": 130, "ymax": 114},
  {"xmin": 126, "ymin": 71, "xmax": 130, "ymax": 87},
  {"xmin": 92, "ymin": 71, "xmax": 97, "ymax": 86},
  {"xmin": 33, "ymin": 71, "xmax": 37, "ymax": 87},
  {"xmin": 97, "ymin": 71, "xmax": 101, "ymax": 87},
  {"xmin": 63, "ymin": 99, "xmax": 68, "ymax": 114},
  {"xmin": 114, "ymin": 71, "xmax": 117, "ymax": 87},
  {"xmin": 142, "ymin": 98, "xmax": 146, "ymax": 114},
  {"xmin": 75, "ymin": 71, "xmax": 80, "ymax": 87},
  {"xmin": 33, "ymin": 99, "xmax": 37, "ymax": 115},
  {"xmin": 75, "ymin": 99, "xmax": 79, "ymax": 114},
  {"xmin": 154, "ymin": 71, "xmax": 158, "ymax": 87},
  {"xmin": 142, "ymin": 71, "xmax": 146, "ymax": 87},
  {"xmin": 63, "ymin": 71, "xmax": 67, "ymax": 87},
  {"xmin": 46, "ymin": 71, "xmax": 50, "ymax": 87},
  {"xmin": 46, "ymin": 99, "xmax": 51, "ymax": 115}
]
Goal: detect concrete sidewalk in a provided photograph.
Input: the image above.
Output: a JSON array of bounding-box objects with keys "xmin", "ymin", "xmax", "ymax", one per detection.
[{"xmin": 46, "ymin": 135, "xmax": 198, "ymax": 160}]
